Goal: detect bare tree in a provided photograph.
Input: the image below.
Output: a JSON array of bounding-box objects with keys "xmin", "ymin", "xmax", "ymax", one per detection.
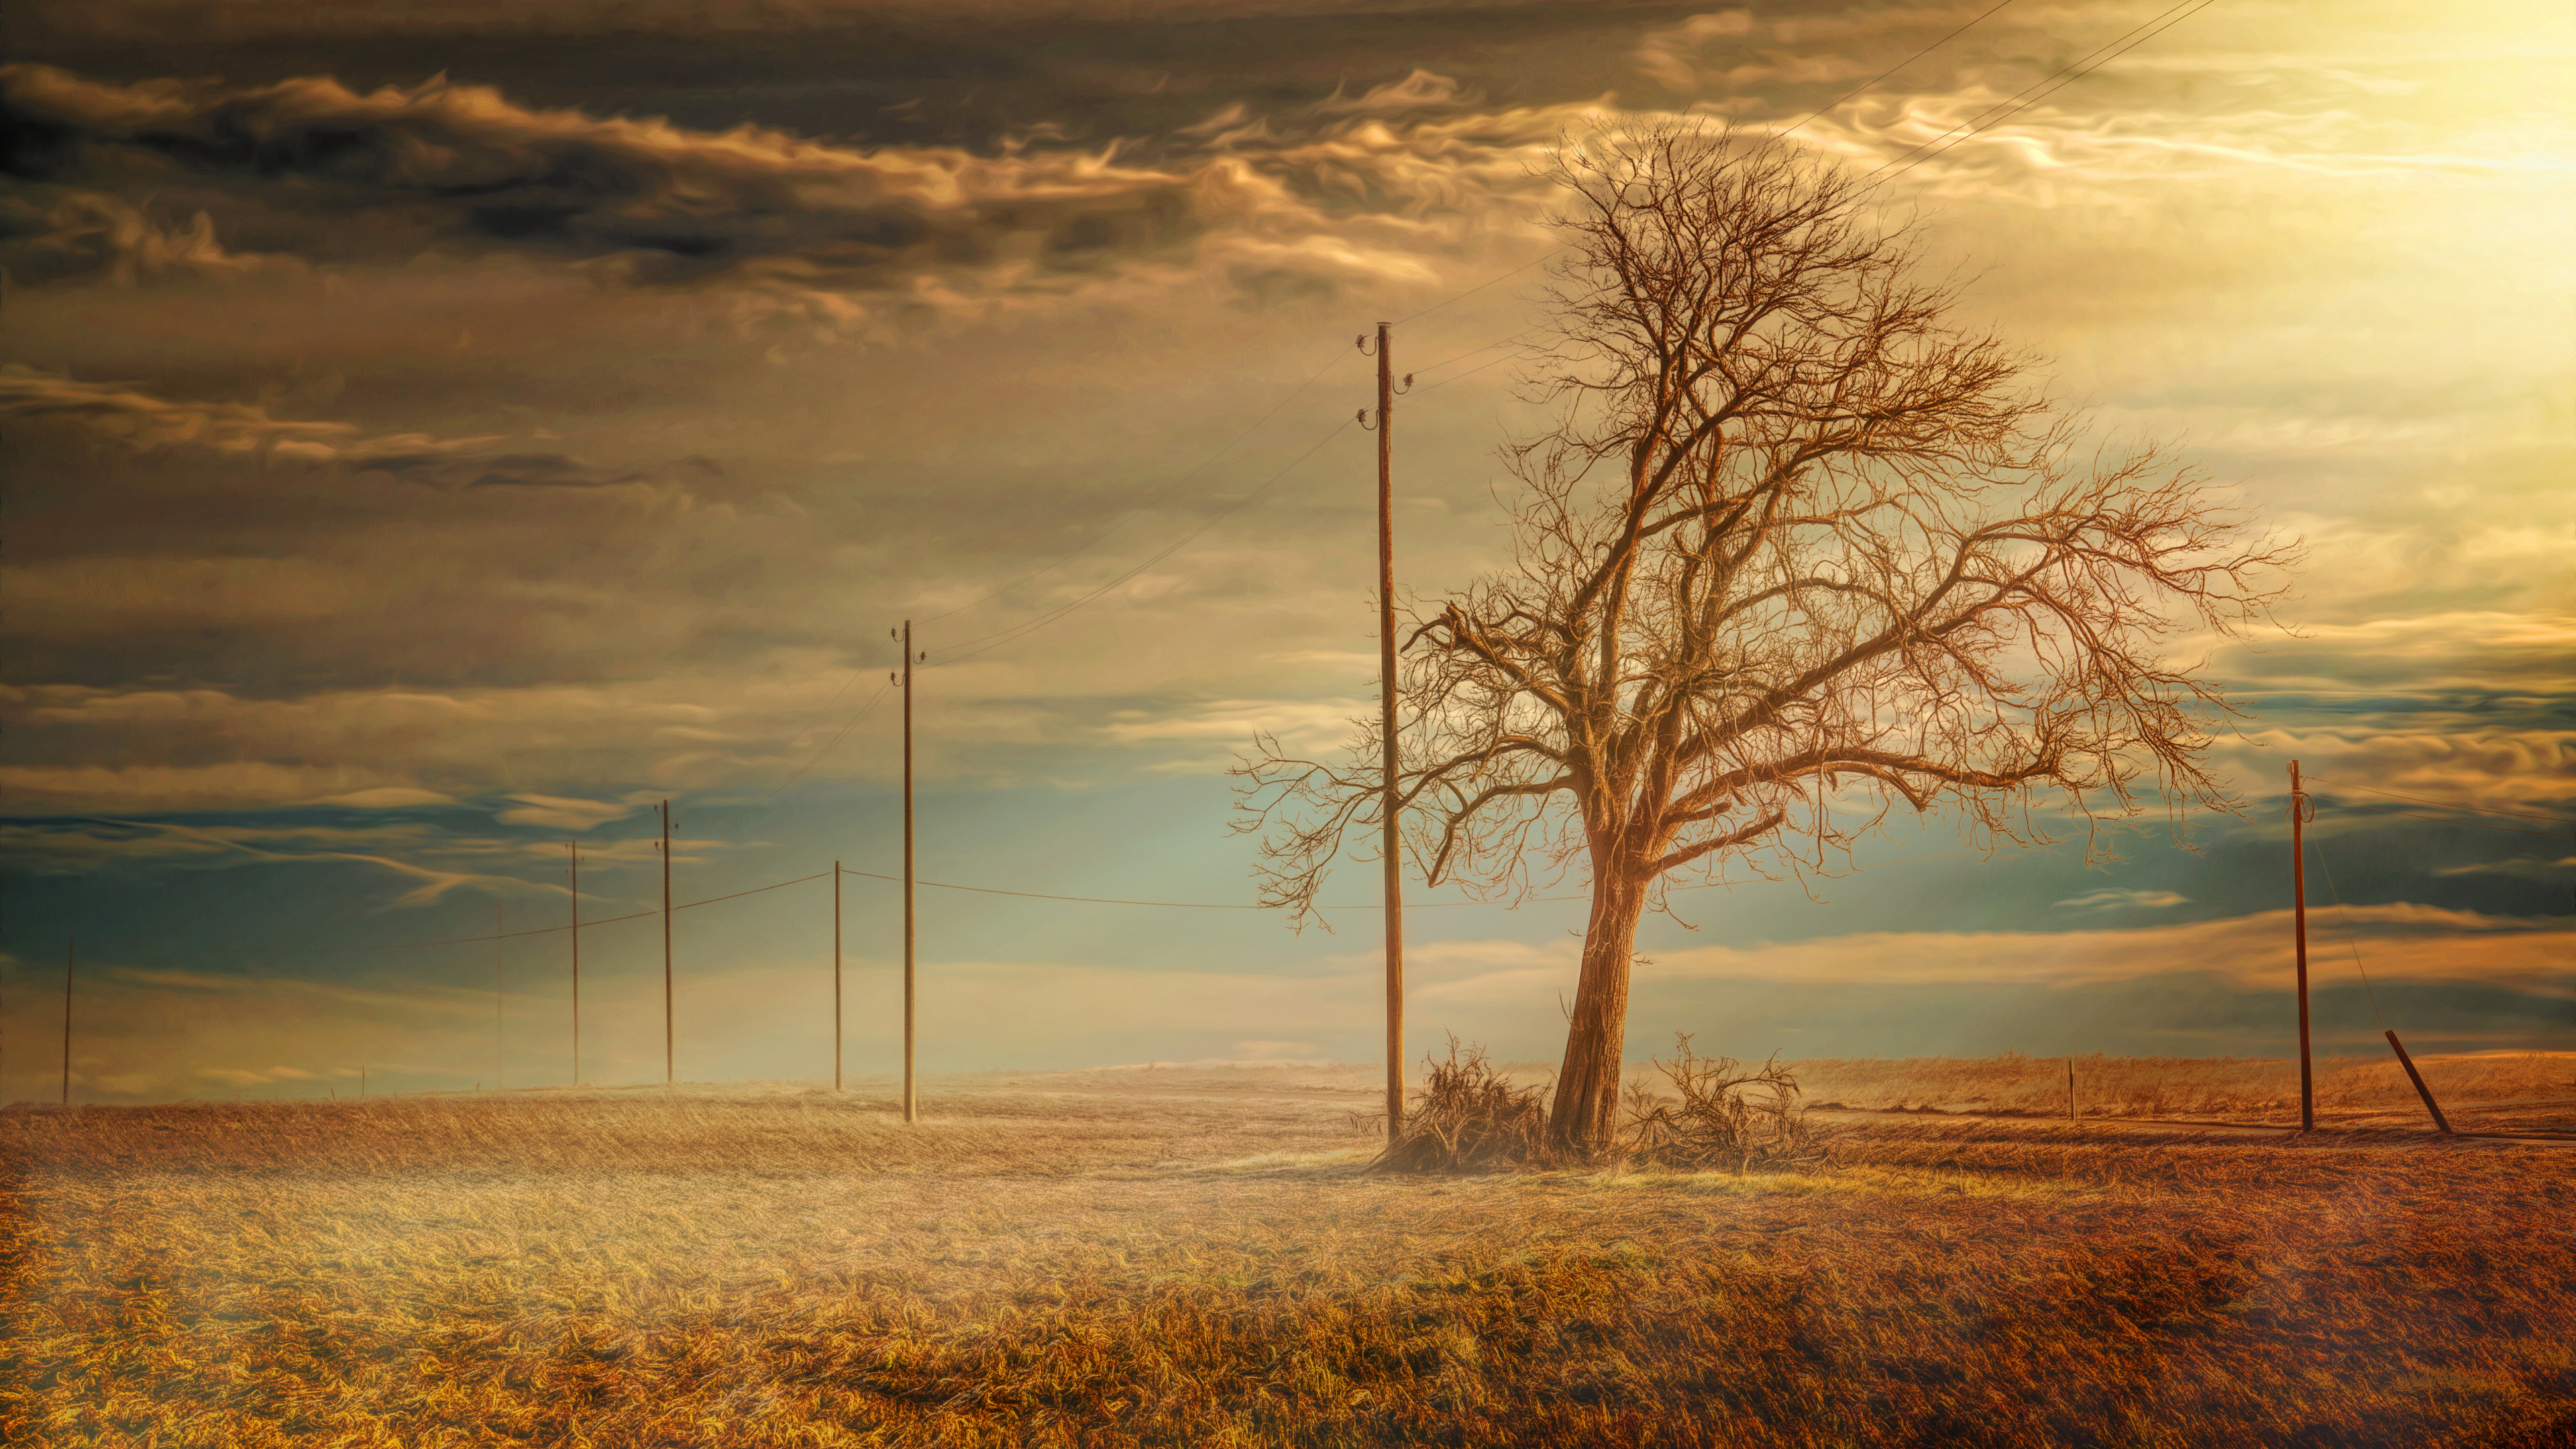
[{"xmin": 1234, "ymin": 125, "xmax": 2296, "ymax": 1157}]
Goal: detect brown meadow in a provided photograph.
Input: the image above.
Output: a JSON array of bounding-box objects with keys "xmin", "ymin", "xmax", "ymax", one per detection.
[{"xmin": 5, "ymin": 1055, "xmax": 2573, "ymax": 1447}]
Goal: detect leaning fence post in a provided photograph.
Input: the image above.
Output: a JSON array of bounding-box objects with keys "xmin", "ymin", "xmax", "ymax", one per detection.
[{"xmin": 2383, "ymin": 1030, "xmax": 2452, "ymax": 1134}]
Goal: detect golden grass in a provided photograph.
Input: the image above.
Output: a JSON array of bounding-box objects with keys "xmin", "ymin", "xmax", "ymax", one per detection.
[
  {"xmin": 6, "ymin": 1061, "xmax": 2574, "ymax": 1447},
  {"xmin": 1786, "ymin": 1051, "xmax": 2576, "ymax": 1130}
]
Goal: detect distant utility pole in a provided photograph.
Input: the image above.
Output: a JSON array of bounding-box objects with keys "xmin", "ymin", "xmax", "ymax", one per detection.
[
  {"xmin": 833, "ymin": 859, "xmax": 844, "ymax": 1093},
  {"xmin": 900, "ymin": 621, "xmax": 918, "ymax": 1124},
  {"xmin": 2290, "ymin": 760, "xmax": 2314, "ymax": 1131},
  {"xmin": 658, "ymin": 799, "xmax": 674, "ymax": 1086},
  {"xmin": 1360, "ymin": 321, "xmax": 1407, "ymax": 1144},
  {"xmin": 494, "ymin": 903, "xmax": 505, "ymax": 1093},
  {"xmin": 61, "ymin": 934, "xmax": 75, "ymax": 1106},
  {"xmin": 568, "ymin": 841, "xmax": 581, "ymax": 1087}
]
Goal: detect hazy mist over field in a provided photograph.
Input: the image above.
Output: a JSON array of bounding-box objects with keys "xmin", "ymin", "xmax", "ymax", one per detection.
[{"xmin": 2, "ymin": 0, "xmax": 2568, "ymax": 1100}]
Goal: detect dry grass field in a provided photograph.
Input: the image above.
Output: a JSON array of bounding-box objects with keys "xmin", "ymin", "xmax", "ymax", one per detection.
[
  {"xmin": 1787, "ymin": 1050, "xmax": 2576, "ymax": 1134},
  {"xmin": 5, "ymin": 1055, "xmax": 2574, "ymax": 1448}
]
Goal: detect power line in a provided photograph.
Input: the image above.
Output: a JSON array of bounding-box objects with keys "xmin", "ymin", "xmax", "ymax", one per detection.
[
  {"xmin": 2309, "ymin": 793, "xmax": 2572, "ymax": 840},
  {"xmin": 1868, "ymin": 0, "xmax": 2217, "ymax": 188},
  {"xmin": 2305, "ymin": 833, "xmax": 2389, "ymax": 1032},
  {"xmin": 1870, "ymin": 0, "xmax": 2207, "ymax": 180},
  {"xmin": 1414, "ymin": 343, "xmax": 1541, "ymax": 395},
  {"xmin": 932, "ymin": 417, "xmax": 1358, "ymax": 665},
  {"xmin": 837, "ymin": 867, "xmax": 1260, "ymax": 910},
  {"xmin": 1391, "ymin": 250, "xmax": 1564, "ymax": 329},
  {"xmin": 757, "ymin": 679, "xmax": 896, "ymax": 807},
  {"xmin": 737, "ymin": 398, "xmax": 1356, "ymax": 806},
  {"xmin": 1404, "ymin": 326, "xmax": 1548, "ymax": 382},
  {"xmin": 2302, "ymin": 775, "xmax": 2576, "ymax": 826},
  {"xmin": 1776, "ymin": 0, "xmax": 2018, "ymax": 142},
  {"xmin": 257, "ymin": 869, "xmax": 838, "ymax": 954},
  {"xmin": 749, "ymin": 345, "xmax": 1360, "ymax": 802},
  {"xmin": 918, "ymin": 345, "xmax": 1358, "ymax": 627}
]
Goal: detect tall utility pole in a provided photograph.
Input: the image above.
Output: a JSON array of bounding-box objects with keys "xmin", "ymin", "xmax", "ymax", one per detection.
[
  {"xmin": 832, "ymin": 860, "xmax": 843, "ymax": 1093},
  {"xmin": 901, "ymin": 620, "xmax": 918, "ymax": 1125},
  {"xmin": 568, "ymin": 841, "xmax": 581, "ymax": 1087},
  {"xmin": 2290, "ymin": 759, "xmax": 2314, "ymax": 1131},
  {"xmin": 1363, "ymin": 321, "xmax": 1407, "ymax": 1144},
  {"xmin": 659, "ymin": 798, "xmax": 674, "ymax": 1086},
  {"xmin": 61, "ymin": 934, "xmax": 74, "ymax": 1106},
  {"xmin": 494, "ymin": 904, "xmax": 505, "ymax": 1093}
]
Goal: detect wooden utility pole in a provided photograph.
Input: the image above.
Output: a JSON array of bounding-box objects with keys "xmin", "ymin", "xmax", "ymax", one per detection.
[
  {"xmin": 902, "ymin": 621, "xmax": 918, "ymax": 1125},
  {"xmin": 494, "ymin": 904, "xmax": 505, "ymax": 1092},
  {"xmin": 833, "ymin": 860, "xmax": 843, "ymax": 1093},
  {"xmin": 2290, "ymin": 760, "xmax": 2314, "ymax": 1131},
  {"xmin": 61, "ymin": 934, "xmax": 74, "ymax": 1106},
  {"xmin": 568, "ymin": 841, "xmax": 581, "ymax": 1087},
  {"xmin": 1364, "ymin": 321, "xmax": 1407, "ymax": 1144},
  {"xmin": 659, "ymin": 798, "xmax": 674, "ymax": 1086}
]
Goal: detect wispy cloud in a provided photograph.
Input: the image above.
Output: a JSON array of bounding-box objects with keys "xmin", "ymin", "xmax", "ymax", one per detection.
[
  {"xmin": 0, "ymin": 364, "xmax": 667, "ymax": 488},
  {"xmin": 2435, "ymin": 855, "xmax": 2576, "ymax": 879},
  {"xmin": 1646, "ymin": 905, "xmax": 2575, "ymax": 991},
  {"xmin": 494, "ymin": 793, "xmax": 655, "ymax": 833},
  {"xmin": 2054, "ymin": 888, "xmax": 2190, "ymax": 912}
]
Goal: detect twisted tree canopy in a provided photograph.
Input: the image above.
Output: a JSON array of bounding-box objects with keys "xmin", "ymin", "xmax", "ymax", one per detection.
[{"xmin": 1234, "ymin": 125, "xmax": 2294, "ymax": 1152}]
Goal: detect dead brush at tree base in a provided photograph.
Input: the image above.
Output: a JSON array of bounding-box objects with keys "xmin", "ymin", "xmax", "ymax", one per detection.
[
  {"xmin": 1366, "ymin": 1037, "xmax": 1554, "ymax": 1172},
  {"xmin": 1622, "ymin": 1034, "xmax": 1830, "ymax": 1173},
  {"xmin": 1371, "ymin": 1036, "xmax": 1835, "ymax": 1175}
]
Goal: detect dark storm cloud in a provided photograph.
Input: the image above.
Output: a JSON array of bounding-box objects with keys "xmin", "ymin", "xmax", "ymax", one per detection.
[
  {"xmin": 11, "ymin": 0, "xmax": 1600, "ymax": 42},
  {"xmin": 0, "ymin": 62, "xmax": 1218, "ymax": 294},
  {"xmin": 0, "ymin": 58, "xmax": 1579, "ymax": 321},
  {"xmin": 0, "ymin": 364, "xmax": 652, "ymax": 488}
]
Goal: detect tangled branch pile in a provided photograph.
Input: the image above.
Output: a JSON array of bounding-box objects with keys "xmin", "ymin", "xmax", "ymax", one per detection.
[
  {"xmin": 1623, "ymin": 1036, "xmax": 1827, "ymax": 1172},
  {"xmin": 1370, "ymin": 1038, "xmax": 1551, "ymax": 1173}
]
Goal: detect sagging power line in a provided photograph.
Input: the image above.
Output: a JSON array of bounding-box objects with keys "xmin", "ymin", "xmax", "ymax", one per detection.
[
  {"xmin": 1867, "ymin": 0, "xmax": 2219, "ymax": 187},
  {"xmin": 2302, "ymin": 775, "xmax": 2575, "ymax": 827}
]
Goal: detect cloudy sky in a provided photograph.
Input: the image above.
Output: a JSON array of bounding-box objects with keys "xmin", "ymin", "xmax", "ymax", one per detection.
[{"xmin": 3, "ymin": 0, "xmax": 2568, "ymax": 1103}]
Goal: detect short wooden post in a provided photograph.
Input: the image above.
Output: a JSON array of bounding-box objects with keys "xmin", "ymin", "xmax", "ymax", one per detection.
[
  {"xmin": 2066, "ymin": 1058, "xmax": 2076, "ymax": 1121},
  {"xmin": 2383, "ymin": 1030, "xmax": 2452, "ymax": 1134}
]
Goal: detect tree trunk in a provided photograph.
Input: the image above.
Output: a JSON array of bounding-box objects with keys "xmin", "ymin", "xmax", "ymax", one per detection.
[{"xmin": 1547, "ymin": 870, "xmax": 1648, "ymax": 1155}]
